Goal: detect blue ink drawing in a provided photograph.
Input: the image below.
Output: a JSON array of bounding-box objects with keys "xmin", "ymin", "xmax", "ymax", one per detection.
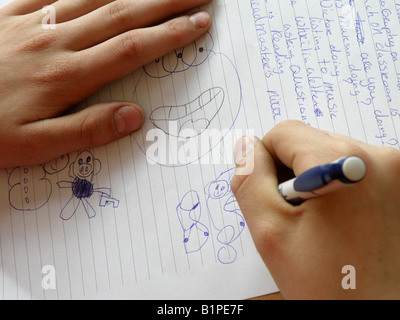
[
  {"xmin": 205, "ymin": 168, "xmax": 245, "ymax": 264},
  {"xmin": 57, "ymin": 150, "xmax": 119, "ymax": 220},
  {"xmin": 177, "ymin": 168, "xmax": 245, "ymax": 264},
  {"xmin": 176, "ymin": 190, "xmax": 209, "ymax": 253}
]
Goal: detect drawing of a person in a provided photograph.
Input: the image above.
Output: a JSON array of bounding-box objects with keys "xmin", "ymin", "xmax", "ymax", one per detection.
[
  {"xmin": 176, "ymin": 190, "xmax": 209, "ymax": 253},
  {"xmin": 204, "ymin": 168, "xmax": 245, "ymax": 264},
  {"xmin": 57, "ymin": 150, "xmax": 119, "ymax": 220}
]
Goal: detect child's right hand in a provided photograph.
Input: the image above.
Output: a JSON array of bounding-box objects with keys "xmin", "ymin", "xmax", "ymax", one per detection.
[{"xmin": 232, "ymin": 120, "xmax": 400, "ymax": 299}]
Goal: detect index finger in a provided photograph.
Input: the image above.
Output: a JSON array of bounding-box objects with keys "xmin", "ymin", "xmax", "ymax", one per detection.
[
  {"xmin": 65, "ymin": 13, "xmax": 211, "ymax": 104},
  {"xmin": 262, "ymin": 120, "xmax": 369, "ymax": 176},
  {"xmin": 60, "ymin": 0, "xmax": 212, "ymax": 50}
]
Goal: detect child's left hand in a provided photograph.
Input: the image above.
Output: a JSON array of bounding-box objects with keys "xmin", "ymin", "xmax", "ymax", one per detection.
[{"xmin": 0, "ymin": 0, "xmax": 211, "ymax": 167}]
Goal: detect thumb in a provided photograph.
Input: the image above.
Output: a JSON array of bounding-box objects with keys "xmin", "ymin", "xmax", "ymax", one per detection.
[
  {"xmin": 23, "ymin": 102, "xmax": 145, "ymax": 164},
  {"xmin": 231, "ymin": 135, "xmax": 296, "ymax": 255},
  {"xmin": 231, "ymin": 135, "xmax": 285, "ymax": 219}
]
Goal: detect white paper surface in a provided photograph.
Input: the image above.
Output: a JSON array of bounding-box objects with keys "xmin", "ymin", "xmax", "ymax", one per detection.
[{"xmin": 0, "ymin": 0, "xmax": 399, "ymax": 299}]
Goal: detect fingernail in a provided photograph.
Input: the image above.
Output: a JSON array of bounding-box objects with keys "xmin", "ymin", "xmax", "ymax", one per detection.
[
  {"xmin": 114, "ymin": 105, "xmax": 145, "ymax": 134},
  {"xmin": 234, "ymin": 135, "xmax": 255, "ymax": 165},
  {"xmin": 189, "ymin": 11, "xmax": 211, "ymax": 29}
]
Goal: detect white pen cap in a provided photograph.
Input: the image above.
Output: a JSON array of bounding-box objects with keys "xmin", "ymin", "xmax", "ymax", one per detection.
[{"xmin": 342, "ymin": 156, "xmax": 367, "ymax": 182}]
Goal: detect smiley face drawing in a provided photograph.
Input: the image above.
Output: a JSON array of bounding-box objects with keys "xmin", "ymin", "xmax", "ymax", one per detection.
[{"xmin": 132, "ymin": 32, "xmax": 242, "ymax": 166}]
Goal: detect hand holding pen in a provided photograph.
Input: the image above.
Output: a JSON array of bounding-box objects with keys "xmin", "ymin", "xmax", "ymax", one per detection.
[
  {"xmin": 278, "ymin": 156, "xmax": 367, "ymax": 204},
  {"xmin": 231, "ymin": 120, "xmax": 400, "ymax": 300}
]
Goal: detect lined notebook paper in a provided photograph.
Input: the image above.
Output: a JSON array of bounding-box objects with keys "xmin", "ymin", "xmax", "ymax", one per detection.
[{"xmin": 0, "ymin": 0, "xmax": 399, "ymax": 299}]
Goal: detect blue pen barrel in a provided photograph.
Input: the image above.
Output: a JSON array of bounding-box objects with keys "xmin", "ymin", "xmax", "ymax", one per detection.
[
  {"xmin": 278, "ymin": 156, "xmax": 367, "ymax": 204},
  {"xmin": 294, "ymin": 163, "xmax": 342, "ymax": 192}
]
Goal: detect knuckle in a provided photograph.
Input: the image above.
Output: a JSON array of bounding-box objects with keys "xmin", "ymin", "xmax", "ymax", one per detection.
[
  {"xmin": 34, "ymin": 57, "xmax": 79, "ymax": 84},
  {"xmin": 165, "ymin": 18, "xmax": 187, "ymax": 44},
  {"xmin": 19, "ymin": 31, "xmax": 57, "ymax": 52},
  {"xmin": 107, "ymin": 1, "xmax": 130, "ymax": 29},
  {"xmin": 166, "ymin": 18, "xmax": 181, "ymax": 33},
  {"xmin": 118, "ymin": 32, "xmax": 142, "ymax": 59},
  {"xmin": 79, "ymin": 114, "xmax": 102, "ymax": 148}
]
